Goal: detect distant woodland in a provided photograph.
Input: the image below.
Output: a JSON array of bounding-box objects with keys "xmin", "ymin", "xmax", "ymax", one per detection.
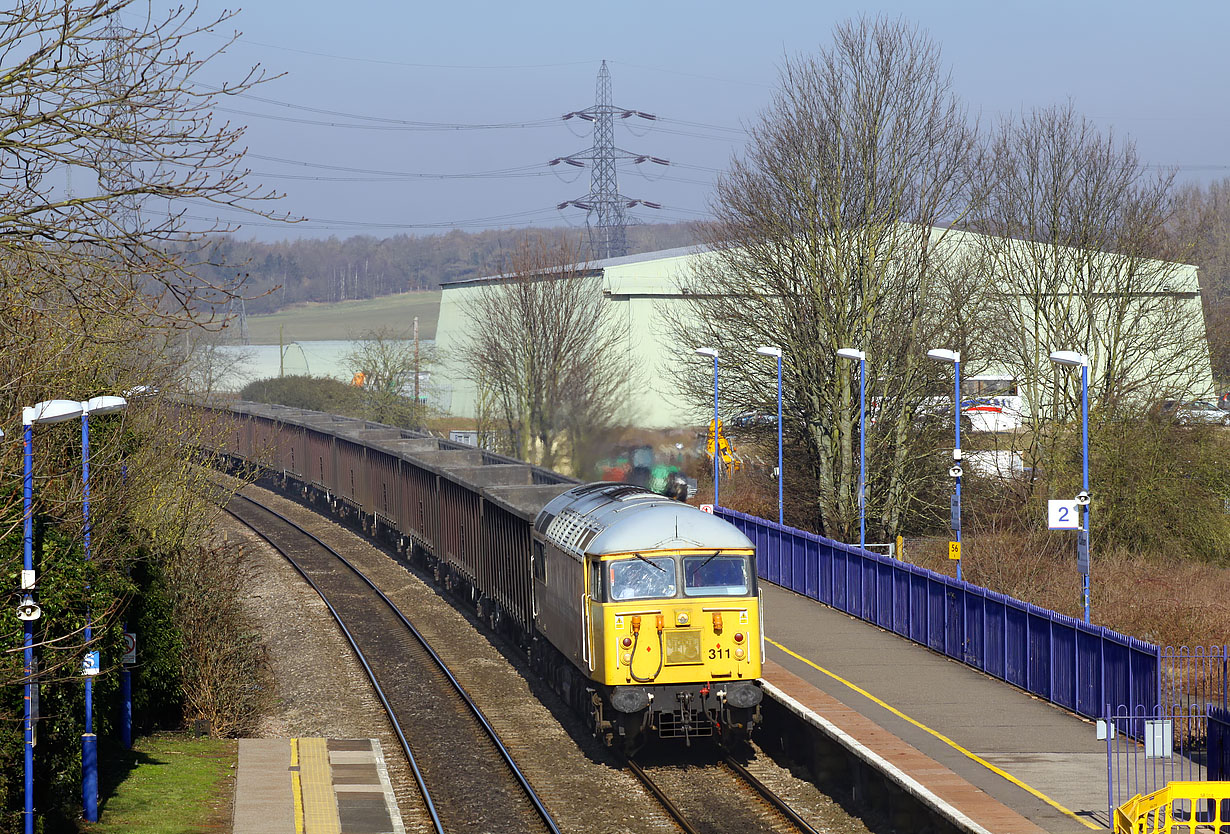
[{"xmin": 199, "ymin": 222, "xmax": 701, "ymax": 315}]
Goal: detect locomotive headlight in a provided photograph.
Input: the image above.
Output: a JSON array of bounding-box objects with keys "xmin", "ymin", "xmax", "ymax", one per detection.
[
  {"xmin": 734, "ymin": 647, "xmax": 745, "ymax": 660},
  {"xmin": 676, "ymin": 611, "xmax": 690, "ymax": 626},
  {"xmin": 622, "ymin": 653, "xmax": 632, "ymax": 664},
  {"xmin": 621, "ymin": 636, "xmax": 633, "ymax": 649},
  {"xmin": 733, "ymin": 632, "xmax": 745, "ymax": 643}
]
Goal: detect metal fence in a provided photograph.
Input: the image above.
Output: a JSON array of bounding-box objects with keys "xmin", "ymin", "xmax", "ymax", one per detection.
[
  {"xmin": 1105, "ymin": 649, "xmax": 1230, "ymax": 816},
  {"xmin": 1208, "ymin": 706, "xmax": 1230, "ymax": 781},
  {"xmin": 1106, "ymin": 703, "xmax": 1209, "ymax": 821},
  {"xmin": 717, "ymin": 506, "xmax": 1160, "ymax": 724},
  {"xmin": 1161, "ymin": 645, "xmax": 1230, "ymax": 717}
]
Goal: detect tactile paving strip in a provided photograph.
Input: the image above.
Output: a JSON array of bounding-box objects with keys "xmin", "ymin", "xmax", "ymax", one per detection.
[{"xmin": 327, "ymin": 739, "xmax": 402, "ymax": 834}]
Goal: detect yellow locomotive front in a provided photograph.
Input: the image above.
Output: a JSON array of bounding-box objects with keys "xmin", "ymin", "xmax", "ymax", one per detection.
[
  {"xmin": 591, "ymin": 547, "xmax": 763, "ymax": 744},
  {"xmin": 533, "ymin": 483, "xmax": 764, "ymax": 750}
]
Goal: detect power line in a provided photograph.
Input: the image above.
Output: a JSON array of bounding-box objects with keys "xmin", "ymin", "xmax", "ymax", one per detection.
[
  {"xmin": 202, "ymin": 30, "xmax": 592, "ymax": 71},
  {"xmin": 203, "ymin": 84, "xmax": 559, "ymax": 128},
  {"xmin": 555, "ymin": 61, "xmax": 668, "ymax": 259},
  {"xmin": 214, "ymin": 105, "xmax": 558, "ymax": 131},
  {"xmin": 608, "ymin": 60, "xmax": 772, "ymax": 89},
  {"xmin": 243, "ymin": 152, "xmax": 550, "ymax": 179}
]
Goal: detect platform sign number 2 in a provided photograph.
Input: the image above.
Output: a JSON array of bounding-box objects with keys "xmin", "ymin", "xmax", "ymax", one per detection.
[{"xmin": 1048, "ymin": 500, "xmax": 1081, "ymax": 530}]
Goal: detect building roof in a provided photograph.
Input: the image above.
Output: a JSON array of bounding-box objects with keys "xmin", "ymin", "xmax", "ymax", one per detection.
[{"xmin": 438, "ymin": 243, "xmax": 705, "ymax": 288}]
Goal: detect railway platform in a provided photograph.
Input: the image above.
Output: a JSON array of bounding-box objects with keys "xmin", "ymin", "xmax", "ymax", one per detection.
[
  {"xmin": 233, "ymin": 737, "xmax": 403, "ymax": 834},
  {"xmin": 761, "ymin": 583, "xmax": 1110, "ymax": 833}
]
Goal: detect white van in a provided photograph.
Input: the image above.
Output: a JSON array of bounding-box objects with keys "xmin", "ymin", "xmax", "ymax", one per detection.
[{"xmin": 961, "ymin": 376, "xmax": 1023, "ymax": 433}]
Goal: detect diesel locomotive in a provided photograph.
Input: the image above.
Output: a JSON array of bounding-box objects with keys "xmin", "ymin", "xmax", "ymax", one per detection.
[{"xmin": 200, "ymin": 400, "xmax": 764, "ymax": 749}]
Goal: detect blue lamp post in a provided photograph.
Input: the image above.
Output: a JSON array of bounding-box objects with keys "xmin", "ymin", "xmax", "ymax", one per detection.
[
  {"xmin": 119, "ymin": 387, "xmax": 154, "ymax": 752},
  {"xmin": 21, "ymin": 399, "xmax": 85, "ymax": 834},
  {"xmin": 1050, "ymin": 350, "xmax": 1092, "ymax": 624},
  {"xmin": 928, "ymin": 349, "xmax": 963, "ymax": 581},
  {"xmin": 79, "ymin": 395, "xmax": 127, "ymax": 822},
  {"xmin": 756, "ymin": 346, "xmax": 784, "ymax": 525},
  {"xmin": 836, "ymin": 348, "xmax": 867, "ymax": 550},
  {"xmin": 695, "ymin": 347, "xmax": 720, "ymax": 507}
]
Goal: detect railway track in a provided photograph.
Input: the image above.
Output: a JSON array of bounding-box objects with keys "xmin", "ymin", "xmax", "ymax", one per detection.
[
  {"xmin": 627, "ymin": 747, "xmax": 825, "ymax": 834},
  {"xmin": 226, "ymin": 490, "xmax": 561, "ymax": 834}
]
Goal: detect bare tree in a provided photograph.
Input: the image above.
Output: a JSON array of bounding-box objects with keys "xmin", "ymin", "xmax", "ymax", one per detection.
[
  {"xmin": 0, "ymin": 0, "xmax": 287, "ymax": 333},
  {"xmin": 180, "ymin": 327, "xmax": 252, "ymax": 395},
  {"xmin": 1171, "ymin": 178, "xmax": 1230, "ymax": 387},
  {"xmin": 0, "ymin": 1, "xmax": 282, "ymax": 702},
  {"xmin": 670, "ymin": 17, "xmax": 981, "ymax": 540},
  {"xmin": 968, "ymin": 103, "xmax": 1210, "ymax": 462},
  {"xmin": 344, "ymin": 328, "xmax": 431, "ymax": 428},
  {"xmin": 454, "ymin": 236, "xmax": 633, "ymax": 476}
]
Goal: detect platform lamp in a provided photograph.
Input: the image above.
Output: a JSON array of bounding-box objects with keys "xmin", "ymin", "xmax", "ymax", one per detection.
[
  {"xmin": 118, "ymin": 387, "xmax": 155, "ymax": 752},
  {"xmin": 927, "ymin": 349, "xmax": 963, "ymax": 581},
  {"xmin": 695, "ymin": 347, "xmax": 720, "ymax": 507},
  {"xmin": 1049, "ymin": 350, "xmax": 1092, "ymax": 624},
  {"xmin": 21, "ymin": 399, "xmax": 85, "ymax": 834},
  {"xmin": 755, "ymin": 346, "xmax": 784, "ymax": 526},
  {"xmin": 836, "ymin": 348, "xmax": 867, "ymax": 550},
  {"xmin": 79, "ymin": 395, "xmax": 127, "ymax": 822}
]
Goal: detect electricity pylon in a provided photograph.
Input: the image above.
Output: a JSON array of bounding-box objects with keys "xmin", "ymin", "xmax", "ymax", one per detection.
[{"xmin": 553, "ymin": 60, "xmax": 666, "ymax": 260}]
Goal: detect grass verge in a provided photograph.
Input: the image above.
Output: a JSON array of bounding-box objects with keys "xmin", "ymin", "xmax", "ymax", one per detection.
[
  {"xmin": 82, "ymin": 733, "xmax": 236, "ymax": 834},
  {"xmin": 246, "ymin": 290, "xmax": 441, "ymax": 343}
]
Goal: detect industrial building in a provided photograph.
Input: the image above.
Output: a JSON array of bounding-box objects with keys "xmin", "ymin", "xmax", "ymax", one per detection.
[{"xmin": 434, "ymin": 234, "xmax": 1212, "ymax": 429}]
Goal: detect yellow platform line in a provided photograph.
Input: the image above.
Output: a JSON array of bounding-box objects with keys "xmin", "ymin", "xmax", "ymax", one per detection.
[
  {"xmin": 297, "ymin": 738, "xmax": 341, "ymax": 834},
  {"xmin": 290, "ymin": 738, "xmax": 304, "ymax": 834},
  {"xmin": 768, "ymin": 637, "xmax": 1102, "ymax": 830}
]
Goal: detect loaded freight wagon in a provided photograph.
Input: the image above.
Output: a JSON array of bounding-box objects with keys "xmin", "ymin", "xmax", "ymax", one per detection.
[{"xmin": 194, "ymin": 401, "xmax": 763, "ymax": 750}]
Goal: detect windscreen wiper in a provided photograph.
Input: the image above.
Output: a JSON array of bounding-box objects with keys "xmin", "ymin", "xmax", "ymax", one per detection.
[{"xmin": 631, "ymin": 552, "xmax": 667, "ymax": 572}]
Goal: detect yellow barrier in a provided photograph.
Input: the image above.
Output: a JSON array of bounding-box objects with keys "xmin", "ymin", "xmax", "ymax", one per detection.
[{"xmin": 1114, "ymin": 782, "xmax": 1230, "ymax": 833}]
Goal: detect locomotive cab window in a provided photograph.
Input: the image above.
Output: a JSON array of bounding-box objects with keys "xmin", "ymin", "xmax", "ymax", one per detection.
[
  {"xmin": 589, "ymin": 559, "xmax": 603, "ymax": 600},
  {"xmin": 609, "ymin": 555, "xmax": 677, "ymax": 601},
  {"xmin": 683, "ymin": 553, "xmax": 752, "ymax": 597},
  {"xmin": 532, "ymin": 541, "xmax": 546, "ymax": 584}
]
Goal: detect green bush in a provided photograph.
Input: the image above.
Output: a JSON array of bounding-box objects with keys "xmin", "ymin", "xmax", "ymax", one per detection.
[
  {"xmin": 239, "ymin": 375, "xmax": 362, "ymax": 413},
  {"xmin": 0, "ymin": 521, "xmax": 140, "ymax": 831},
  {"xmin": 965, "ymin": 416, "xmax": 1230, "ymax": 564},
  {"xmin": 1083, "ymin": 417, "xmax": 1230, "ymax": 562},
  {"xmin": 240, "ymin": 374, "xmax": 426, "ymax": 429}
]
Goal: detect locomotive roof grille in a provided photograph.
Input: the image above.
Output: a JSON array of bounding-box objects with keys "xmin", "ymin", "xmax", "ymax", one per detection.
[
  {"xmin": 603, "ymin": 484, "xmax": 649, "ymax": 500},
  {"xmin": 534, "ymin": 481, "xmax": 754, "ymax": 556},
  {"xmin": 534, "ymin": 511, "xmax": 557, "ymax": 534},
  {"xmin": 544, "ymin": 508, "xmax": 602, "ymax": 556}
]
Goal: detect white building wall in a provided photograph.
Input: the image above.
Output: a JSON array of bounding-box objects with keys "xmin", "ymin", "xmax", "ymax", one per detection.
[{"xmin": 433, "ymin": 240, "xmax": 1214, "ymax": 429}]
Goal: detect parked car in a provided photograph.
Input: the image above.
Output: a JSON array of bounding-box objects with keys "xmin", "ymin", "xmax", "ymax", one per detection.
[
  {"xmin": 731, "ymin": 412, "xmax": 776, "ymax": 428},
  {"xmin": 1156, "ymin": 400, "xmax": 1230, "ymax": 425}
]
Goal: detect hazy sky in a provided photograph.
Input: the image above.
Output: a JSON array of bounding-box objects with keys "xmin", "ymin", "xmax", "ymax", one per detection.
[{"xmin": 190, "ymin": 0, "xmax": 1228, "ymax": 242}]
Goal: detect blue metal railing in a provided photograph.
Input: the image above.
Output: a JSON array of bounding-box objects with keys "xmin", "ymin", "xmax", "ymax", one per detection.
[
  {"xmin": 1209, "ymin": 706, "xmax": 1230, "ymax": 781},
  {"xmin": 718, "ymin": 506, "xmax": 1160, "ymax": 722}
]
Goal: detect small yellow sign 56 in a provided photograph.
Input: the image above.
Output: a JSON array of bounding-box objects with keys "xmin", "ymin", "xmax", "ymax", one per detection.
[{"xmin": 948, "ymin": 541, "xmax": 961, "ymax": 560}]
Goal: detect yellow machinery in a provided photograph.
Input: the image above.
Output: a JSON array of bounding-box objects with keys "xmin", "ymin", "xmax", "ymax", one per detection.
[
  {"xmin": 706, "ymin": 419, "xmax": 741, "ymax": 476},
  {"xmin": 1115, "ymin": 782, "xmax": 1230, "ymax": 832}
]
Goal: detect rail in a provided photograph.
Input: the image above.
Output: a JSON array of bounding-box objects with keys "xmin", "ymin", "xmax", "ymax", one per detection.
[
  {"xmin": 227, "ymin": 491, "xmax": 562, "ymax": 834},
  {"xmin": 623, "ymin": 750, "xmax": 822, "ymax": 834}
]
